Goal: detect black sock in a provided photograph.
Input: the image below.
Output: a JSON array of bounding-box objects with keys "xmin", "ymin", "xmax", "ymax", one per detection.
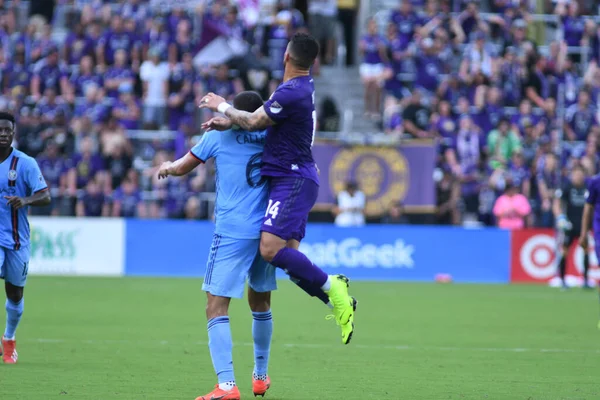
[
  {"xmin": 558, "ymin": 254, "xmax": 567, "ymax": 282},
  {"xmin": 289, "ymin": 275, "xmax": 330, "ymax": 306}
]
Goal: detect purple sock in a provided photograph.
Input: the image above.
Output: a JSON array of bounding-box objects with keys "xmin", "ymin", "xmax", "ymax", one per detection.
[{"xmin": 272, "ymin": 247, "xmax": 328, "ymax": 287}]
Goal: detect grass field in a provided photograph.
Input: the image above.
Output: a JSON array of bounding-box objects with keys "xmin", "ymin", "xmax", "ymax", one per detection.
[{"xmin": 0, "ymin": 277, "xmax": 599, "ymax": 400}]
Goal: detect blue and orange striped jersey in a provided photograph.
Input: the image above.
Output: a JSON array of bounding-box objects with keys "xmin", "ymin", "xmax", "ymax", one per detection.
[{"xmin": 0, "ymin": 148, "xmax": 48, "ymax": 250}]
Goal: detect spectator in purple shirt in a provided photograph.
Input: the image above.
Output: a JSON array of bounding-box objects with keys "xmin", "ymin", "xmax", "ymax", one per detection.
[
  {"xmin": 112, "ymin": 176, "xmax": 145, "ymax": 218},
  {"xmin": 64, "ymin": 23, "xmax": 94, "ymax": 66},
  {"xmin": 206, "ymin": 64, "xmax": 243, "ymax": 102},
  {"xmin": 474, "ymin": 86, "xmax": 504, "ymax": 137},
  {"xmin": 97, "ymin": 15, "xmax": 136, "ymax": 66},
  {"xmin": 68, "ymin": 136, "xmax": 106, "ymax": 190},
  {"xmin": 565, "ymin": 90, "xmax": 598, "ymax": 142},
  {"xmin": 142, "ymin": 17, "xmax": 171, "ymax": 61},
  {"xmin": 76, "ymin": 178, "xmax": 109, "ymax": 217},
  {"xmin": 555, "ymin": 1, "xmax": 584, "ymax": 50},
  {"xmin": 432, "ymin": 100, "xmax": 456, "ymax": 140},
  {"xmin": 383, "ymin": 23, "xmax": 411, "ymax": 106},
  {"xmin": 2, "ymin": 49, "xmax": 30, "ymax": 94},
  {"xmin": 112, "ymin": 82, "xmax": 141, "ymax": 130},
  {"xmin": 168, "ymin": 19, "xmax": 195, "ymax": 63},
  {"xmin": 414, "ymin": 37, "xmax": 443, "ymax": 95},
  {"xmin": 34, "ymin": 87, "xmax": 70, "ymax": 125},
  {"xmin": 104, "ymin": 49, "xmax": 135, "ymax": 98},
  {"xmin": 70, "ymin": 55, "xmax": 103, "ymax": 98},
  {"xmin": 73, "ymin": 83, "xmax": 110, "ymax": 127},
  {"xmin": 30, "ymin": 47, "xmax": 69, "ymax": 100},
  {"xmin": 31, "ymin": 24, "xmax": 57, "ymax": 64},
  {"xmin": 167, "ymin": 52, "xmax": 196, "ymax": 131},
  {"xmin": 121, "ymin": 0, "xmax": 150, "ymax": 24},
  {"xmin": 37, "ymin": 141, "xmax": 69, "ymax": 213},
  {"xmin": 389, "ymin": 0, "xmax": 421, "ymax": 47},
  {"xmin": 511, "ymin": 99, "xmax": 540, "ymax": 137},
  {"xmin": 359, "ymin": 18, "xmax": 388, "ymax": 119}
]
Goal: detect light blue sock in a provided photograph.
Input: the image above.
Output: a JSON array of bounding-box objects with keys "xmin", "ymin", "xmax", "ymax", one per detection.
[
  {"xmin": 207, "ymin": 316, "xmax": 235, "ymax": 384},
  {"xmin": 252, "ymin": 310, "xmax": 273, "ymax": 377},
  {"xmin": 5, "ymin": 298, "xmax": 24, "ymax": 340}
]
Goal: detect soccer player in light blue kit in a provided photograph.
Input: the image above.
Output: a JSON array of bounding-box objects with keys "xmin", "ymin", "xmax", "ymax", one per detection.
[
  {"xmin": 158, "ymin": 92, "xmax": 276, "ymax": 400},
  {"xmin": 0, "ymin": 111, "xmax": 51, "ymax": 364}
]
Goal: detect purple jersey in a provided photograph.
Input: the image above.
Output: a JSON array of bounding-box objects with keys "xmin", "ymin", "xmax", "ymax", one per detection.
[
  {"xmin": 65, "ymin": 33, "xmax": 94, "ymax": 65},
  {"xmin": 71, "ymin": 153, "xmax": 105, "ymax": 188},
  {"xmin": 262, "ymin": 76, "xmax": 319, "ymax": 184},
  {"xmin": 80, "ymin": 192, "xmax": 106, "ymax": 217},
  {"xmin": 389, "ymin": 11, "xmax": 420, "ymax": 46},
  {"xmin": 37, "ymin": 155, "xmax": 67, "ymax": 188},
  {"xmin": 474, "ymin": 105, "xmax": 503, "ymax": 136},
  {"xmin": 104, "ymin": 67, "xmax": 134, "ymax": 98},
  {"xmin": 565, "ymin": 105, "xmax": 597, "ymax": 141},
  {"xmin": 562, "ymin": 16, "xmax": 584, "ymax": 47},
  {"xmin": 361, "ymin": 34, "xmax": 385, "ymax": 64},
  {"xmin": 33, "ymin": 60, "xmax": 67, "ymax": 94},
  {"xmin": 586, "ymin": 175, "xmax": 600, "ymax": 236},
  {"xmin": 112, "ymin": 187, "xmax": 141, "ymax": 217},
  {"xmin": 144, "ymin": 30, "xmax": 171, "ymax": 60},
  {"xmin": 4, "ymin": 63, "xmax": 31, "ymax": 90},
  {"xmin": 511, "ymin": 113, "xmax": 540, "ymax": 135},
  {"xmin": 436, "ymin": 116, "xmax": 456, "ymax": 138},
  {"xmin": 113, "ymin": 99, "xmax": 140, "ymax": 130},
  {"xmin": 70, "ymin": 72, "xmax": 104, "ymax": 96},
  {"xmin": 99, "ymin": 31, "xmax": 136, "ymax": 65},
  {"xmin": 415, "ymin": 53, "xmax": 441, "ymax": 92},
  {"xmin": 206, "ymin": 77, "xmax": 235, "ymax": 99},
  {"xmin": 74, "ymin": 100, "xmax": 109, "ymax": 124}
]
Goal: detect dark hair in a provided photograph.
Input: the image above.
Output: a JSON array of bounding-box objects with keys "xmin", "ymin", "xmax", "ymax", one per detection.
[
  {"xmin": 233, "ymin": 91, "xmax": 264, "ymax": 113},
  {"xmin": 288, "ymin": 32, "xmax": 319, "ymax": 69},
  {"xmin": 0, "ymin": 111, "xmax": 15, "ymax": 126}
]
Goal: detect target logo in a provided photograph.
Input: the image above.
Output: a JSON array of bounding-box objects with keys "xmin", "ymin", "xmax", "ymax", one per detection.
[
  {"xmin": 519, "ymin": 234, "xmax": 556, "ymax": 280},
  {"xmin": 511, "ymin": 229, "xmax": 599, "ymax": 283}
]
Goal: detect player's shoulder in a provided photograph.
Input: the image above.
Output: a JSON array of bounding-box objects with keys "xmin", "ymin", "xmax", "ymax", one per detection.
[{"xmin": 11, "ymin": 149, "xmax": 36, "ymax": 164}]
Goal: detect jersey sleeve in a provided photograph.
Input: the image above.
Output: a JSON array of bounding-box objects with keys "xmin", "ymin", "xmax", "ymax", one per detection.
[
  {"xmin": 586, "ymin": 179, "xmax": 597, "ymax": 205},
  {"xmin": 25, "ymin": 157, "xmax": 48, "ymax": 194},
  {"xmin": 263, "ymin": 85, "xmax": 296, "ymax": 123},
  {"xmin": 190, "ymin": 130, "xmax": 221, "ymax": 162}
]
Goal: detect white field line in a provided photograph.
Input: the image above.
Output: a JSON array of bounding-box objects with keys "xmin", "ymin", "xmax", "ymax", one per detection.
[{"xmin": 28, "ymin": 338, "xmax": 600, "ymax": 354}]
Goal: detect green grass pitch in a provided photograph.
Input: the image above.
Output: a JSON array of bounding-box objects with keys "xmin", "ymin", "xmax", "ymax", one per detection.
[{"xmin": 0, "ymin": 277, "xmax": 599, "ymax": 400}]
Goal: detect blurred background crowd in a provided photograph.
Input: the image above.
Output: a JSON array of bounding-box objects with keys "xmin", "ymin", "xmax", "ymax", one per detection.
[{"xmin": 1, "ymin": 0, "xmax": 599, "ymax": 227}]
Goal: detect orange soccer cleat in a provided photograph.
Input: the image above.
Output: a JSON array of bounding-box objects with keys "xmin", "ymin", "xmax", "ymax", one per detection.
[
  {"xmin": 252, "ymin": 375, "xmax": 271, "ymax": 397},
  {"xmin": 195, "ymin": 384, "xmax": 241, "ymax": 400},
  {"xmin": 2, "ymin": 336, "xmax": 18, "ymax": 364}
]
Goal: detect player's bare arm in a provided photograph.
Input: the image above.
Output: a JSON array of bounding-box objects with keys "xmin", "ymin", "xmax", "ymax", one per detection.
[
  {"xmin": 200, "ymin": 92, "xmax": 275, "ymax": 131},
  {"xmin": 4, "ymin": 188, "xmax": 50, "ymax": 210},
  {"xmin": 579, "ymin": 203, "xmax": 593, "ymax": 249},
  {"xmin": 157, "ymin": 153, "xmax": 202, "ymax": 179}
]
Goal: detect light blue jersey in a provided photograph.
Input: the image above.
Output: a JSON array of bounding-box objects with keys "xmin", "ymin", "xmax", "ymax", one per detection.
[
  {"xmin": 0, "ymin": 148, "xmax": 47, "ymax": 250},
  {"xmin": 191, "ymin": 128, "xmax": 268, "ymax": 240}
]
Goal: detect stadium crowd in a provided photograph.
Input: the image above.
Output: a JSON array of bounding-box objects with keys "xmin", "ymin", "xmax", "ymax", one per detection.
[
  {"xmin": 1, "ymin": 0, "xmax": 600, "ymax": 227},
  {"xmin": 358, "ymin": 0, "xmax": 600, "ymax": 227}
]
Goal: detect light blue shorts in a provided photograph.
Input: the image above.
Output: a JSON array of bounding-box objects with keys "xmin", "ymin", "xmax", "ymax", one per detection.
[
  {"xmin": 202, "ymin": 234, "xmax": 277, "ymax": 299},
  {"xmin": 0, "ymin": 246, "xmax": 30, "ymax": 287}
]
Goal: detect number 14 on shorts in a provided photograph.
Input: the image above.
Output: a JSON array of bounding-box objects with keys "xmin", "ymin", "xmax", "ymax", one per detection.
[{"xmin": 264, "ymin": 200, "xmax": 280, "ymax": 226}]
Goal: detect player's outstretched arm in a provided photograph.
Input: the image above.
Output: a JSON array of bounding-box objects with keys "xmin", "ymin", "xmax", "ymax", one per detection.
[
  {"xmin": 200, "ymin": 92, "xmax": 275, "ymax": 132},
  {"xmin": 4, "ymin": 188, "xmax": 51, "ymax": 210},
  {"xmin": 157, "ymin": 153, "xmax": 202, "ymax": 179}
]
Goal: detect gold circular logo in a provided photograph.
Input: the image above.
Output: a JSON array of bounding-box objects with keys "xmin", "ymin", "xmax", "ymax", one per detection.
[{"xmin": 329, "ymin": 147, "xmax": 409, "ymax": 216}]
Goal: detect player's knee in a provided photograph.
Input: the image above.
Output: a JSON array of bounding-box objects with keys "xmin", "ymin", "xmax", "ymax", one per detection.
[
  {"xmin": 205, "ymin": 294, "xmax": 229, "ymax": 320},
  {"xmin": 259, "ymin": 239, "xmax": 280, "ymax": 263},
  {"xmin": 5, "ymin": 284, "xmax": 23, "ymax": 303},
  {"xmin": 248, "ymin": 289, "xmax": 271, "ymax": 312}
]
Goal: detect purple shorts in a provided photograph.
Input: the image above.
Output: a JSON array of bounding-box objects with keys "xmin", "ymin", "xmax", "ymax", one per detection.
[{"xmin": 261, "ymin": 176, "xmax": 319, "ymax": 242}]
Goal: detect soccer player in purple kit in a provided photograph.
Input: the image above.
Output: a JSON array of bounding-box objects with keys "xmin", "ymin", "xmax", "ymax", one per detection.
[
  {"xmin": 579, "ymin": 173, "xmax": 600, "ymax": 329},
  {"xmin": 200, "ymin": 32, "xmax": 355, "ymax": 344}
]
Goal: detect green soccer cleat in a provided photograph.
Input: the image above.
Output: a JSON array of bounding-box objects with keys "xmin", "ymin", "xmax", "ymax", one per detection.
[{"xmin": 324, "ymin": 275, "xmax": 355, "ymax": 344}]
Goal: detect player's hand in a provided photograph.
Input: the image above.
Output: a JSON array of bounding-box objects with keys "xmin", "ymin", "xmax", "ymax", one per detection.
[
  {"xmin": 199, "ymin": 92, "xmax": 227, "ymax": 112},
  {"xmin": 157, "ymin": 162, "xmax": 173, "ymax": 180},
  {"xmin": 4, "ymin": 196, "xmax": 27, "ymax": 209},
  {"xmin": 202, "ymin": 117, "xmax": 233, "ymax": 131},
  {"xmin": 579, "ymin": 235, "xmax": 589, "ymax": 250}
]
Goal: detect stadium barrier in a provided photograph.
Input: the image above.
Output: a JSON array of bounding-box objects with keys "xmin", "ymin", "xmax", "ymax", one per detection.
[
  {"xmin": 30, "ymin": 217, "xmax": 599, "ymax": 284},
  {"xmin": 27, "ymin": 218, "xmax": 510, "ymax": 283}
]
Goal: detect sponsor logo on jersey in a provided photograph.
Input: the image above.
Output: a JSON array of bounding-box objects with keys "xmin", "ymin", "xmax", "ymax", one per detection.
[{"xmin": 269, "ymin": 101, "xmax": 283, "ymax": 115}]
